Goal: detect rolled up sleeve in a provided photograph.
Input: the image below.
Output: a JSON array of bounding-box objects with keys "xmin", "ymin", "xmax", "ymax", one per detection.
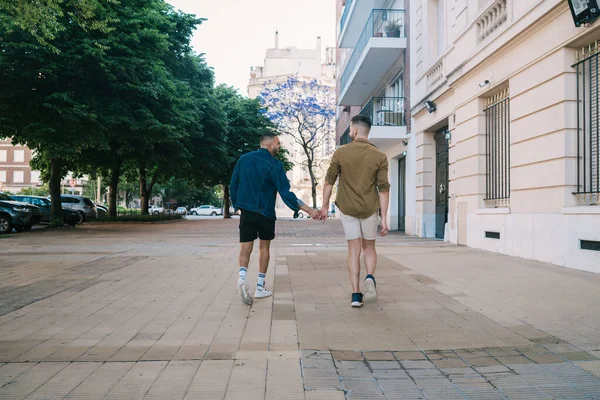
[
  {"xmin": 376, "ymin": 156, "xmax": 390, "ymax": 192},
  {"xmin": 325, "ymin": 150, "xmax": 341, "ymax": 186}
]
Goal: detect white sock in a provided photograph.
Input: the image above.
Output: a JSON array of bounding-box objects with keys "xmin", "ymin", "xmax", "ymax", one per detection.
[
  {"xmin": 239, "ymin": 267, "xmax": 247, "ymax": 280},
  {"xmin": 257, "ymin": 273, "xmax": 266, "ymax": 287}
]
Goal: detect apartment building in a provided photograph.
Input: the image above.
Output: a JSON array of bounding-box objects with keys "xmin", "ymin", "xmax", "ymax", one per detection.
[
  {"xmin": 410, "ymin": 0, "xmax": 600, "ymax": 272},
  {"xmin": 336, "ymin": 0, "xmax": 412, "ymax": 232},
  {"xmin": 0, "ymin": 139, "xmax": 41, "ymax": 193},
  {"xmin": 249, "ymin": 32, "xmax": 337, "ymax": 208}
]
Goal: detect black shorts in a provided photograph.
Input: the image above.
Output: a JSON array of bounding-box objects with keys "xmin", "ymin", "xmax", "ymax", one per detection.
[{"xmin": 239, "ymin": 209, "xmax": 276, "ymax": 242}]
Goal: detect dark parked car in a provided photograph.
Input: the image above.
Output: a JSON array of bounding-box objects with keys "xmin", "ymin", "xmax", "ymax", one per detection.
[
  {"xmin": 11, "ymin": 195, "xmax": 79, "ymax": 227},
  {"xmin": 0, "ymin": 192, "xmax": 42, "ymax": 234}
]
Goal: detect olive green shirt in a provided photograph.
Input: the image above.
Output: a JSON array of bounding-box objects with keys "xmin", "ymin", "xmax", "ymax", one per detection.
[{"xmin": 325, "ymin": 138, "xmax": 390, "ymax": 219}]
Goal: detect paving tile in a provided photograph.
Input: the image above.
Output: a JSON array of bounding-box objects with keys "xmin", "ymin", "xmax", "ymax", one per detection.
[
  {"xmin": 304, "ymin": 391, "xmax": 346, "ymax": 400},
  {"xmin": 393, "ymin": 351, "xmax": 427, "ymax": 360},
  {"xmin": 224, "ymin": 360, "xmax": 267, "ymax": 400},
  {"xmin": 496, "ymin": 355, "xmax": 535, "ymax": 365},
  {"xmin": 334, "ymin": 360, "xmax": 369, "ymax": 370},
  {"xmin": 372, "ymin": 369, "xmax": 410, "ymax": 379},
  {"xmin": 184, "ymin": 360, "xmax": 234, "ymax": 400},
  {"xmin": 559, "ymin": 351, "xmax": 598, "ymax": 361},
  {"xmin": 467, "ymin": 357, "xmax": 502, "ymax": 367},
  {"xmin": 363, "ymin": 351, "xmax": 395, "ymax": 361},
  {"xmin": 144, "ymin": 360, "xmax": 200, "ymax": 400},
  {"xmin": 104, "ymin": 361, "xmax": 167, "ymax": 399},
  {"xmin": 65, "ymin": 362, "xmax": 134, "ymax": 399},
  {"xmin": 266, "ymin": 359, "xmax": 304, "ymax": 400},
  {"xmin": 25, "ymin": 362, "xmax": 102, "ymax": 400},
  {"xmin": 331, "ymin": 350, "xmax": 363, "ymax": 361},
  {"xmin": 400, "ymin": 360, "xmax": 436, "ymax": 369},
  {"xmin": 524, "ymin": 353, "xmax": 565, "ymax": 364},
  {"xmin": 0, "ymin": 362, "xmax": 68, "ymax": 399},
  {"xmin": 432, "ymin": 358, "xmax": 469, "ymax": 369},
  {"xmin": 367, "ymin": 360, "xmax": 401, "ymax": 370}
]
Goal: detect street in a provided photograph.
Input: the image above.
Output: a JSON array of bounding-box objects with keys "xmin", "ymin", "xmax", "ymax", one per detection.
[{"xmin": 1, "ymin": 218, "xmax": 600, "ymax": 399}]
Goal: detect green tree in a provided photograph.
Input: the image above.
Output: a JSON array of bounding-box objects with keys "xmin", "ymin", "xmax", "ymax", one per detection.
[
  {"xmin": 206, "ymin": 85, "xmax": 291, "ymax": 219},
  {"xmin": 0, "ymin": 0, "xmax": 117, "ymax": 52}
]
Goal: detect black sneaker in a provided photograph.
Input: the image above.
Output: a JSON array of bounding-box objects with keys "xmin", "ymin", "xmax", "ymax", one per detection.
[
  {"xmin": 351, "ymin": 292, "xmax": 363, "ymax": 307},
  {"xmin": 364, "ymin": 274, "xmax": 377, "ymax": 303}
]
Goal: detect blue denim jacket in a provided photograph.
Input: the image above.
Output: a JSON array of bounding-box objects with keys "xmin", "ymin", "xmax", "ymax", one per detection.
[{"xmin": 230, "ymin": 148, "xmax": 304, "ymax": 220}]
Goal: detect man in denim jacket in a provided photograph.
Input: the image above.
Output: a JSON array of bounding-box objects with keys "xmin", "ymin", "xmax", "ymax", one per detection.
[{"xmin": 230, "ymin": 134, "xmax": 321, "ymax": 305}]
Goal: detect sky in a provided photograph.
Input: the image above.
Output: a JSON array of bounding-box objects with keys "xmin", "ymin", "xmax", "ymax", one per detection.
[{"xmin": 166, "ymin": 0, "xmax": 336, "ymax": 96}]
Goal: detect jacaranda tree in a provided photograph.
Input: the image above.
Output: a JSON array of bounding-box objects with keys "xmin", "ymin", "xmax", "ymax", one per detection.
[{"xmin": 259, "ymin": 77, "xmax": 336, "ymax": 208}]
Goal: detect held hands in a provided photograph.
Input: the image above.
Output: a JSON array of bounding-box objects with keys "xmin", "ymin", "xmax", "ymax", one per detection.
[{"xmin": 307, "ymin": 208, "xmax": 325, "ymax": 221}]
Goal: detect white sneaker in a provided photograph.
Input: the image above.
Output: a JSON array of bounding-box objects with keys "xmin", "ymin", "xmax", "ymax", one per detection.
[
  {"xmin": 254, "ymin": 285, "xmax": 273, "ymax": 299},
  {"xmin": 364, "ymin": 277, "xmax": 377, "ymax": 303},
  {"xmin": 237, "ymin": 278, "xmax": 253, "ymax": 305}
]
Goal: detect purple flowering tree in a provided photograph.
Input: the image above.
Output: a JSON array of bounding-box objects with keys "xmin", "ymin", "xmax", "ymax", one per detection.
[{"xmin": 259, "ymin": 77, "xmax": 336, "ymax": 208}]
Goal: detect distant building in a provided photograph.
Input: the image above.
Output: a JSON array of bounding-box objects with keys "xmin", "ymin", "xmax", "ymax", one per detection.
[
  {"xmin": 248, "ymin": 32, "xmax": 336, "ymax": 210},
  {"xmin": 0, "ymin": 138, "xmax": 86, "ymax": 195}
]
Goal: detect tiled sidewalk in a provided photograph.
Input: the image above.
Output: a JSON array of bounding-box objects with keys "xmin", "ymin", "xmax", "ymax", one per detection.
[{"xmin": 0, "ymin": 219, "xmax": 599, "ymax": 399}]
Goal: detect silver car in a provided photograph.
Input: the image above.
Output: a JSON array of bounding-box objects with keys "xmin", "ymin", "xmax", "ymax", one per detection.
[{"xmin": 58, "ymin": 194, "xmax": 97, "ymax": 222}]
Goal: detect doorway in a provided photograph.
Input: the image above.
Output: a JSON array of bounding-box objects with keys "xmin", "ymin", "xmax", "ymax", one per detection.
[
  {"xmin": 434, "ymin": 129, "xmax": 449, "ymax": 239},
  {"xmin": 398, "ymin": 157, "xmax": 406, "ymax": 232}
]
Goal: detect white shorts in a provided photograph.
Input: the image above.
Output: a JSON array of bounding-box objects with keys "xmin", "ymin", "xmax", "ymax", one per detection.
[{"xmin": 339, "ymin": 211, "xmax": 379, "ymax": 241}]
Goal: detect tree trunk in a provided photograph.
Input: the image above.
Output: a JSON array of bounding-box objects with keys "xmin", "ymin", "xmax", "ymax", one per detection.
[
  {"xmin": 48, "ymin": 158, "xmax": 64, "ymax": 224},
  {"xmin": 109, "ymin": 160, "xmax": 121, "ymax": 217},
  {"xmin": 223, "ymin": 184, "xmax": 231, "ymax": 219},
  {"xmin": 139, "ymin": 162, "xmax": 149, "ymax": 215}
]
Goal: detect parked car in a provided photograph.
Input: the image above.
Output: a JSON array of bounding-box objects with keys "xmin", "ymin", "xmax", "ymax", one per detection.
[
  {"xmin": 175, "ymin": 207, "xmax": 188, "ymax": 215},
  {"xmin": 56, "ymin": 194, "xmax": 97, "ymax": 223},
  {"xmin": 149, "ymin": 205, "xmax": 164, "ymax": 214},
  {"xmin": 11, "ymin": 195, "xmax": 79, "ymax": 227},
  {"xmin": 0, "ymin": 192, "xmax": 42, "ymax": 234},
  {"xmin": 95, "ymin": 204, "xmax": 108, "ymax": 216},
  {"xmin": 189, "ymin": 205, "xmax": 221, "ymax": 216}
]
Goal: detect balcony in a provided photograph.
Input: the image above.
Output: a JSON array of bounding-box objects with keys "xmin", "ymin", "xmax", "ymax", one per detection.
[
  {"xmin": 339, "ymin": 0, "xmax": 389, "ymax": 48},
  {"xmin": 360, "ymin": 97, "xmax": 407, "ymax": 150},
  {"xmin": 339, "ymin": 9, "xmax": 407, "ymax": 106}
]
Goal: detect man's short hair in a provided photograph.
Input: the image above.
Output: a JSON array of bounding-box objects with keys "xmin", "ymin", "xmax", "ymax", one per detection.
[
  {"xmin": 260, "ymin": 134, "xmax": 277, "ymax": 145},
  {"xmin": 351, "ymin": 115, "xmax": 372, "ymax": 130}
]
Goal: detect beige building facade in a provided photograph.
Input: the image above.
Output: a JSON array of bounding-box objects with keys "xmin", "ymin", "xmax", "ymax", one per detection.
[{"xmin": 410, "ymin": 0, "xmax": 600, "ymax": 272}]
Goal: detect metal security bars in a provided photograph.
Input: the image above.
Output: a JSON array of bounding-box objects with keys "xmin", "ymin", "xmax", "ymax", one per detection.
[
  {"xmin": 484, "ymin": 90, "xmax": 510, "ymax": 201},
  {"xmin": 360, "ymin": 97, "xmax": 406, "ymax": 126},
  {"xmin": 573, "ymin": 45, "xmax": 600, "ymax": 197}
]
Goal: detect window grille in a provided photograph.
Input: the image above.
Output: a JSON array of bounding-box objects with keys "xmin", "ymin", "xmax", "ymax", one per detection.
[{"xmin": 484, "ymin": 89, "xmax": 510, "ymax": 202}]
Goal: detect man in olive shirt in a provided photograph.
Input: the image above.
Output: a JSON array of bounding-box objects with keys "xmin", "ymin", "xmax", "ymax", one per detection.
[{"xmin": 319, "ymin": 115, "xmax": 390, "ymax": 307}]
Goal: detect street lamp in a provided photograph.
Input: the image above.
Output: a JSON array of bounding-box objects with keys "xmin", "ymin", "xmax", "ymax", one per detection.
[{"xmin": 567, "ymin": 0, "xmax": 600, "ymax": 27}]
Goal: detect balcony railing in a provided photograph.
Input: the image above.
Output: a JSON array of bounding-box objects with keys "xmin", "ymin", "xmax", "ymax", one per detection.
[
  {"xmin": 359, "ymin": 97, "xmax": 406, "ymax": 126},
  {"xmin": 339, "ymin": 0, "xmax": 355, "ymax": 34},
  {"xmin": 340, "ymin": 126, "xmax": 351, "ymax": 146},
  {"xmin": 340, "ymin": 9, "xmax": 406, "ymax": 94}
]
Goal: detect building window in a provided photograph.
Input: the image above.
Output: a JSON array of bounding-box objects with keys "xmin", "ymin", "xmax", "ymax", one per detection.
[
  {"xmin": 574, "ymin": 47, "xmax": 600, "ymax": 197},
  {"xmin": 13, "ymin": 171, "xmax": 24, "ymax": 183},
  {"xmin": 0, "ymin": 171, "xmax": 5, "ymax": 183},
  {"xmin": 484, "ymin": 89, "xmax": 510, "ymax": 202},
  {"xmin": 13, "ymin": 150, "xmax": 25, "ymax": 163},
  {"xmin": 31, "ymin": 171, "xmax": 41, "ymax": 183},
  {"xmin": 0, "ymin": 150, "xmax": 6, "ymax": 162}
]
